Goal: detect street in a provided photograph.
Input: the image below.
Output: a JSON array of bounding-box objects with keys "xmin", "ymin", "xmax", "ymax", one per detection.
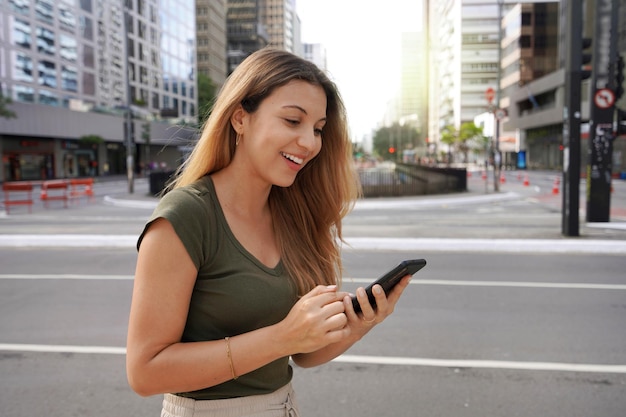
[{"xmin": 1, "ymin": 172, "xmax": 625, "ymax": 417}]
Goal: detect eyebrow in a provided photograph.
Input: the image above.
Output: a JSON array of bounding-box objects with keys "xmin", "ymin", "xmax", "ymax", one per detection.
[{"xmin": 282, "ymin": 105, "xmax": 327, "ymax": 122}]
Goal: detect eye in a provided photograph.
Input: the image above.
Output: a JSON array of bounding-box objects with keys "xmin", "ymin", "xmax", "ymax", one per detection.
[
  {"xmin": 314, "ymin": 128, "xmax": 323, "ymax": 137},
  {"xmin": 285, "ymin": 118, "xmax": 299, "ymax": 126}
]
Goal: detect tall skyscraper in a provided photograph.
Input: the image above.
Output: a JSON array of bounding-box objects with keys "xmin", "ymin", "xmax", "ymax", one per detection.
[
  {"xmin": 196, "ymin": 0, "xmax": 228, "ymax": 88},
  {"xmin": 226, "ymin": 0, "xmax": 268, "ymax": 74},
  {"xmin": 400, "ymin": 32, "xmax": 428, "ymax": 142},
  {"xmin": 427, "ymin": 0, "xmax": 509, "ymax": 147}
]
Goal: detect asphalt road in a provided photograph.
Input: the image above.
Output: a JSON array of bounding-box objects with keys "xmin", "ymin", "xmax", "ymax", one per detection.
[{"xmin": 1, "ymin": 172, "xmax": 625, "ymax": 417}]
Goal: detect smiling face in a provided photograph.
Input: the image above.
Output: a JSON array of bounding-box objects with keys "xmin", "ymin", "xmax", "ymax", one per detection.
[{"xmin": 232, "ymin": 80, "xmax": 327, "ymax": 188}]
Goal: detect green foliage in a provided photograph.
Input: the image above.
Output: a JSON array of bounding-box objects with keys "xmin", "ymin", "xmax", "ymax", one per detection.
[
  {"xmin": 458, "ymin": 122, "xmax": 486, "ymax": 161},
  {"xmin": 197, "ymin": 73, "xmax": 217, "ymax": 127},
  {"xmin": 440, "ymin": 125, "xmax": 457, "ymax": 147},
  {"xmin": 141, "ymin": 122, "xmax": 151, "ymax": 141},
  {"xmin": 372, "ymin": 123, "xmax": 422, "ymax": 160},
  {"xmin": 440, "ymin": 123, "xmax": 486, "ymax": 162},
  {"xmin": 78, "ymin": 134, "xmax": 104, "ymax": 144},
  {"xmin": 0, "ymin": 91, "xmax": 17, "ymax": 119}
]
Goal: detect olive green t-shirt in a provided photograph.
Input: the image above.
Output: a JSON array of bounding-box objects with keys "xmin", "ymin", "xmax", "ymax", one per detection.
[{"xmin": 137, "ymin": 175, "xmax": 298, "ymax": 400}]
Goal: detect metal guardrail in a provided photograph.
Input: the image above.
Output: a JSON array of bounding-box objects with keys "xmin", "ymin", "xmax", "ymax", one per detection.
[{"xmin": 358, "ymin": 164, "xmax": 467, "ymax": 198}]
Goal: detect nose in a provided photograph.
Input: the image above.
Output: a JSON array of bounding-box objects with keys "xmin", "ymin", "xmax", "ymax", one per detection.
[{"xmin": 296, "ymin": 128, "xmax": 320, "ymax": 153}]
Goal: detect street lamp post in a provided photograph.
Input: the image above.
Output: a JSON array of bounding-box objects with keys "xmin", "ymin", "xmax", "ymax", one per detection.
[
  {"xmin": 121, "ymin": 2, "xmax": 134, "ymax": 194},
  {"xmin": 493, "ymin": 0, "xmax": 504, "ymax": 192}
]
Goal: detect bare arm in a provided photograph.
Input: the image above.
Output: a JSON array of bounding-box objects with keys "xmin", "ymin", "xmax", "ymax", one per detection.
[{"xmin": 126, "ymin": 219, "xmax": 349, "ymax": 396}]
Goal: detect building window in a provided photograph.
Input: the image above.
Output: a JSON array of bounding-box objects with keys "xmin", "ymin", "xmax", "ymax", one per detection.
[
  {"xmin": 38, "ymin": 89, "xmax": 59, "ymax": 106},
  {"xmin": 13, "ymin": 18, "xmax": 32, "ymax": 49},
  {"xmin": 80, "ymin": 0, "xmax": 92, "ymax": 13},
  {"xmin": 35, "ymin": 0, "xmax": 54, "ymax": 25},
  {"xmin": 14, "ymin": 53, "xmax": 34, "ymax": 82},
  {"xmin": 84, "ymin": 45, "xmax": 95, "ymax": 68},
  {"xmin": 61, "ymin": 65, "xmax": 78, "ymax": 91},
  {"xmin": 36, "ymin": 27, "xmax": 55, "ymax": 55},
  {"xmin": 83, "ymin": 72, "xmax": 95, "ymax": 95},
  {"xmin": 519, "ymin": 35, "xmax": 532, "ymax": 48},
  {"xmin": 59, "ymin": 34, "xmax": 78, "ymax": 62},
  {"xmin": 14, "ymin": 85, "xmax": 35, "ymax": 102},
  {"xmin": 38, "ymin": 60, "xmax": 57, "ymax": 87},
  {"xmin": 152, "ymin": 92, "xmax": 159, "ymax": 109},
  {"xmin": 80, "ymin": 16, "xmax": 94, "ymax": 40},
  {"xmin": 9, "ymin": 0, "xmax": 30, "ymax": 15},
  {"xmin": 59, "ymin": 3, "xmax": 77, "ymax": 31}
]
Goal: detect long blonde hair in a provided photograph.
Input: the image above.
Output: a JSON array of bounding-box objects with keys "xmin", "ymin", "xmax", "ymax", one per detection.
[{"xmin": 171, "ymin": 48, "xmax": 361, "ymax": 295}]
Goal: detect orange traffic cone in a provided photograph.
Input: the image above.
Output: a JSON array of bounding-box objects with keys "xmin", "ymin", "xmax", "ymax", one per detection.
[
  {"xmin": 500, "ymin": 171, "xmax": 506, "ymax": 184},
  {"xmin": 552, "ymin": 177, "xmax": 560, "ymax": 194},
  {"xmin": 523, "ymin": 174, "xmax": 530, "ymax": 186},
  {"xmin": 481, "ymin": 170, "xmax": 487, "ymax": 180}
]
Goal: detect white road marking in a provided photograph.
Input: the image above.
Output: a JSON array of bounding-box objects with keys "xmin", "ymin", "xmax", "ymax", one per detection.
[
  {"xmin": 2, "ymin": 275, "xmax": 625, "ymax": 291},
  {"xmin": 0, "ymin": 343, "xmax": 624, "ymax": 374}
]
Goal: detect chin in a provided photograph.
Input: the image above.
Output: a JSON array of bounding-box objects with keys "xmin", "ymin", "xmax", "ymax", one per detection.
[{"xmin": 272, "ymin": 174, "xmax": 299, "ymax": 188}]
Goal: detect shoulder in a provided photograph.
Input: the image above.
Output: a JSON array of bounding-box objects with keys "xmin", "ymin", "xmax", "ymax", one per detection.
[{"xmin": 138, "ymin": 177, "xmax": 219, "ymax": 266}]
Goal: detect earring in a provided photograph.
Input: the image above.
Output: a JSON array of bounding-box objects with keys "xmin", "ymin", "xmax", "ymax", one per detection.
[{"xmin": 236, "ymin": 134, "xmax": 242, "ymax": 146}]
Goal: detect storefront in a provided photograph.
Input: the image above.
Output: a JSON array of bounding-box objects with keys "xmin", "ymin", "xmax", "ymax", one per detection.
[
  {"xmin": 60, "ymin": 140, "xmax": 99, "ymax": 178},
  {"xmin": 1, "ymin": 136, "xmax": 103, "ymax": 181},
  {"xmin": 2, "ymin": 137, "xmax": 55, "ymax": 181}
]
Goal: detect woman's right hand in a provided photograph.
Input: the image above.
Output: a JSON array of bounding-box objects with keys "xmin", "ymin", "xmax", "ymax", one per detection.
[{"xmin": 276, "ymin": 285, "xmax": 349, "ymax": 355}]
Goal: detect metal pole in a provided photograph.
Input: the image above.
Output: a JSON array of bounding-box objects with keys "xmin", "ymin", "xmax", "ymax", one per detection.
[
  {"xmin": 122, "ymin": 2, "xmax": 134, "ymax": 194},
  {"xmin": 586, "ymin": 0, "xmax": 619, "ymax": 222},
  {"xmin": 561, "ymin": 0, "xmax": 583, "ymax": 236},
  {"xmin": 493, "ymin": 0, "xmax": 503, "ymax": 192}
]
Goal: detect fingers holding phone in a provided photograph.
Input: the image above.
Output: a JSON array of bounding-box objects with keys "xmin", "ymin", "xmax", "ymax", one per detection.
[{"xmin": 346, "ymin": 274, "xmax": 412, "ymax": 329}]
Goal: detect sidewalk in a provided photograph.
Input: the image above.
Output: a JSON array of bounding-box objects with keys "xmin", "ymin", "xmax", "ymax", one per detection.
[{"xmin": 2, "ymin": 172, "xmax": 626, "ymax": 250}]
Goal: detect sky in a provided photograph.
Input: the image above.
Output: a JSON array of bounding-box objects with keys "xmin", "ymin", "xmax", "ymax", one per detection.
[{"xmin": 296, "ymin": 0, "xmax": 423, "ymax": 141}]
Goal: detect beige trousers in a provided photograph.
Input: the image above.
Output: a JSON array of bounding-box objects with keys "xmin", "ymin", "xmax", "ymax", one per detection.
[{"xmin": 160, "ymin": 383, "xmax": 300, "ymax": 417}]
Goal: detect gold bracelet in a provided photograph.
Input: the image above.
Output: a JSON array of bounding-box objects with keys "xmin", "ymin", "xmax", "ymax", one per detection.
[{"xmin": 225, "ymin": 337, "xmax": 238, "ymax": 380}]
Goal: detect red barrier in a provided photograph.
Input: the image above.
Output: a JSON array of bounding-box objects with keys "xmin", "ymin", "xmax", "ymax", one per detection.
[
  {"xmin": 40, "ymin": 180, "xmax": 69, "ymax": 208},
  {"xmin": 69, "ymin": 178, "xmax": 95, "ymax": 203},
  {"xmin": 2, "ymin": 182, "xmax": 34, "ymax": 214}
]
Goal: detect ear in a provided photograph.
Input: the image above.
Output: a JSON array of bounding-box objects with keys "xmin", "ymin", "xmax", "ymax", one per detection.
[{"xmin": 230, "ymin": 105, "xmax": 246, "ymax": 134}]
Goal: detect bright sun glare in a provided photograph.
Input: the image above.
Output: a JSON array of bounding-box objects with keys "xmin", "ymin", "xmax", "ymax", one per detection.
[{"xmin": 297, "ymin": 0, "xmax": 422, "ymax": 141}]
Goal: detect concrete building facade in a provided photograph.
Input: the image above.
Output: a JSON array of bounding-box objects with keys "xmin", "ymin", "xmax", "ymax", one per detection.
[
  {"xmin": 0, "ymin": 0, "xmax": 198, "ymax": 182},
  {"xmin": 196, "ymin": 0, "xmax": 228, "ymax": 89}
]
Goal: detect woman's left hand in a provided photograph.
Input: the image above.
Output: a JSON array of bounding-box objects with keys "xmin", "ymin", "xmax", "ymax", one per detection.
[{"xmin": 343, "ymin": 274, "xmax": 412, "ymax": 335}]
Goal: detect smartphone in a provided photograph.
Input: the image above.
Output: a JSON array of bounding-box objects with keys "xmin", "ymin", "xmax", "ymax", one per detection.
[{"xmin": 351, "ymin": 258, "xmax": 427, "ymax": 313}]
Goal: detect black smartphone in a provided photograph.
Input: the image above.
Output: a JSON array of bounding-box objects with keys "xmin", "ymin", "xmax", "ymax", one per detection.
[{"xmin": 351, "ymin": 259, "xmax": 427, "ymax": 313}]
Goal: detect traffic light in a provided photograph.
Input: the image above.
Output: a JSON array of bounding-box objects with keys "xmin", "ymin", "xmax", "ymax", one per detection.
[
  {"xmin": 615, "ymin": 55, "xmax": 624, "ymax": 101},
  {"xmin": 388, "ymin": 147, "xmax": 396, "ymax": 154},
  {"xmin": 581, "ymin": 37, "xmax": 592, "ymax": 81}
]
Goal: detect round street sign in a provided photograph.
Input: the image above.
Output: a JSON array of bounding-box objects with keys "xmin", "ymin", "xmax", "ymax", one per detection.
[
  {"xmin": 494, "ymin": 108, "xmax": 507, "ymax": 120},
  {"xmin": 485, "ymin": 87, "xmax": 495, "ymax": 104},
  {"xmin": 594, "ymin": 88, "xmax": 615, "ymax": 109}
]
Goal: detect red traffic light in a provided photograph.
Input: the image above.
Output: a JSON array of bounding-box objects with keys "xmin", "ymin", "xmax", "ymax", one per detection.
[{"xmin": 388, "ymin": 147, "xmax": 396, "ymax": 154}]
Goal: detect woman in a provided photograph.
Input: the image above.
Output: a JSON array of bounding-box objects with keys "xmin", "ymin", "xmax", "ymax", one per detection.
[{"xmin": 126, "ymin": 48, "xmax": 412, "ymax": 416}]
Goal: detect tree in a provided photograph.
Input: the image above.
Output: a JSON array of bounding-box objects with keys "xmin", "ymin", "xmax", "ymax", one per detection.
[
  {"xmin": 0, "ymin": 91, "xmax": 16, "ymax": 119},
  {"xmin": 372, "ymin": 123, "xmax": 422, "ymax": 160},
  {"xmin": 458, "ymin": 122, "xmax": 485, "ymax": 163},
  {"xmin": 78, "ymin": 134, "xmax": 104, "ymax": 145},
  {"xmin": 440, "ymin": 125, "xmax": 457, "ymax": 164},
  {"xmin": 197, "ymin": 73, "xmax": 217, "ymax": 127}
]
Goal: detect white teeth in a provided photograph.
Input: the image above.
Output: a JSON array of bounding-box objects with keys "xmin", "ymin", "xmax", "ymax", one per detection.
[{"xmin": 281, "ymin": 152, "xmax": 303, "ymax": 165}]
